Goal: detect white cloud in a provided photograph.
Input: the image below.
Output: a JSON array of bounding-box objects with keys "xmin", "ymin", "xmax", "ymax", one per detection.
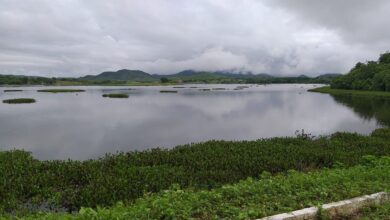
[{"xmin": 0, "ymin": 0, "xmax": 389, "ymax": 76}]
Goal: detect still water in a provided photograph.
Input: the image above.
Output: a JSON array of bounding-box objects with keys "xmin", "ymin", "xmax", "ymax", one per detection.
[{"xmin": 0, "ymin": 84, "xmax": 386, "ymax": 160}]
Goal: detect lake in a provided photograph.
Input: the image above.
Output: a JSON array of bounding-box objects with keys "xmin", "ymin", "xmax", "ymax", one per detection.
[{"xmin": 0, "ymin": 84, "xmax": 386, "ymax": 160}]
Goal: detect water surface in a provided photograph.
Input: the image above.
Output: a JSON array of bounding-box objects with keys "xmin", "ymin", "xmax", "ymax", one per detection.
[{"xmin": 0, "ymin": 84, "xmax": 385, "ymax": 160}]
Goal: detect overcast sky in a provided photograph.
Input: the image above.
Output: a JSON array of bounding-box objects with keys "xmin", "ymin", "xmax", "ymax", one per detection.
[{"xmin": 0, "ymin": 0, "xmax": 389, "ymax": 77}]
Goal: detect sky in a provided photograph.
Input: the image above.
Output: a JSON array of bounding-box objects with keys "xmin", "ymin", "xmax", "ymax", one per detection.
[{"xmin": 0, "ymin": 0, "xmax": 389, "ymax": 77}]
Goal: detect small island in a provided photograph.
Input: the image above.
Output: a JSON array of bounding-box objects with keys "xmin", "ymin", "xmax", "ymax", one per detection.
[
  {"xmin": 102, "ymin": 93, "xmax": 129, "ymax": 98},
  {"xmin": 2, "ymin": 98, "xmax": 36, "ymax": 104},
  {"xmin": 37, "ymin": 89, "xmax": 85, "ymax": 93},
  {"xmin": 160, "ymin": 90, "xmax": 178, "ymax": 93},
  {"xmin": 3, "ymin": 89, "xmax": 23, "ymax": 92}
]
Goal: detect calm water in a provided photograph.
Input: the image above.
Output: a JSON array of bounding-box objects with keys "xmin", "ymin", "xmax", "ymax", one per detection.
[{"xmin": 0, "ymin": 84, "xmax": 386, "ymax": 160}]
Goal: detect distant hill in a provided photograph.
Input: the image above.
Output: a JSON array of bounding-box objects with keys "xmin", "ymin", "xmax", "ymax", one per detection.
[{"xmin": 81, "ymin": 69, "xmax": 158, "ymax": 82}]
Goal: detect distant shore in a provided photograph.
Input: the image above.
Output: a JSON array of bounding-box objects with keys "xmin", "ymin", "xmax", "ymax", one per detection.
[{"xmin": 308, "ymin": 86, "xmax": 390, "ymax": 98}]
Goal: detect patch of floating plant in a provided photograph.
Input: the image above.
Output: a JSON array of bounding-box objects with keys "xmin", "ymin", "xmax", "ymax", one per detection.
[
  {"xmin": 160, "ymin": 90, "xmax": 178, "ymax": 93},
  {"xmin": 172, "ymin": 86, "xmax": 186, "ymax": 89},
  {"xmin": 212, "ymin": 88, "xmax": 227, "ymax": 90},
  {"xmin": 189, "ymin": 86, "xmax": 199, "ymax": 88},
  {"xmin": 3, "ymin": 98, "xmax": 36, "ymax": 104},
  {"xmin": 102, "ymin": 93, "xmax": 129, "ymax": 98},
  {"xmin": 3, "ymin": 89, "xmax": 23, "ymax": 92},
  {"xmin": 102, "ymin": 88, "xmax": 136, "ymax": 93},
  {"xmin": 37, "ymin": 89, "xmax": 85, "ymax": 93},
  {"xmin": 199, "ymin": 89, "xmax": 211, "ymax": 91}
]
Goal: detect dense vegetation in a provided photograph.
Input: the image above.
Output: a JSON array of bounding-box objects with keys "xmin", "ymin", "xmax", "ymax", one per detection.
[
  {"xmin": 331, "ymin": 52, "xmax": 390, "ymax": 91},
  {"xmin": 11, "ymin": 156, "xmax": 390, "ymax": 219},
  {"xmin": 353, "ymin": 202, "xmax": 390, "ymax": 219},
  {"xmin": 2, "ymin": 98, "xmax": 36, "ymax": 104},
  {"xmin": 102, "ymin": 93, "xmax": 129, "ymax": 98},
  {"xmin": 1, "ymin": 128, "xmax": 389, "ymax": 215},
  {"xmin": 309, "ymin": 86, "xmax": 390, "ymax": 98},
  {"xmin": 0, "ymin": 75, "xmax": 56, "ymax": 85},
  {"xmin": 37, "ymin": 89, "xmax": 85, "ymax": 93}
]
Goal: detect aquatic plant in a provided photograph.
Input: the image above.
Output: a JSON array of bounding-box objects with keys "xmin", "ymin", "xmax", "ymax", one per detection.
[
  {"xmin": 0, "ymin": 128, "xmax": 389, "ymax": 213},
  {"xmin": 12, "ymin": 156, "xmax": 390, "ymax": 219},
  {"xmin": 102, "ymin": 93, "xmax": 129, "ymax": 98},
  {"xmin": 3, "ymin": 89, "xmax": 23, "ymax": 92},
  {"xmin": 160, "ymin": 90, "xmax": 178, "ymax": 93},
  {"xmin": 37, "ymin": 89, "xmax": 85, "ymax": 93},
  {"xmin": 2, "ymin": 98, "xmax": 36, "ymax": 104}
]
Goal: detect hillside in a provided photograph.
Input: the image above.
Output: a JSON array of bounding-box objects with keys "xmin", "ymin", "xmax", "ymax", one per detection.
[
  {"xmin": 331, "ymin": 52, "xmax": 390, "ymax": 91},
  {"xmin": 80, "ymin": 69, "xmax": 158, "ymax": 82}
]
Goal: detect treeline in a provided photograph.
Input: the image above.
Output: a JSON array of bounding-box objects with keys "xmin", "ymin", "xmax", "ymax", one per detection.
[
  {"xmin": 331, "ymin": 52, "xmax": 390, "ymax": 91},
  {"xmin": 0, "ymin": 75, "xmax": 56, "ymax": 85},
  {"xmin": 1, "ymin": 128, "xmax": 389, "ymax": 212}
]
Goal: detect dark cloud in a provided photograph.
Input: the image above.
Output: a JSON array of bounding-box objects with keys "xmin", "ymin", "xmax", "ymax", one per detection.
[{"xmin": 0, "ymin": 0, "xmax": 389, "ymax": 76}]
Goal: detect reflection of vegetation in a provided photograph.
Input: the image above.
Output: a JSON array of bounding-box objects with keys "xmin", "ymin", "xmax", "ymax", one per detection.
[
  {"xmin": 330, "ymin": 94, "xmax": 390, "ymax": 126},
  {"xmin": 1, "ymin": 129, "xmax": 390, "ymax": 215},
  {"xmin": 102, "ymin": 93, "xmax": 129, "ymax": 98},
  {"xmin": 37, "ymin": 89, "xmax": 85, "ymax": 93},
  {"xmin": 2, "ymin": 98, "xmax": 36, "ymax": 104}
]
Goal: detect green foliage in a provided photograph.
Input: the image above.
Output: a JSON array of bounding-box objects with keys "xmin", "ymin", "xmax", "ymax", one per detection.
[
  {"xmin": 331, "ymin": 52, "xmax": 390, "ymax": 91},
  {"xmin": 160, "ymin": 77, "xmax": 169, "ymax": 83},
  {"xmin": 37, "ymin": 89, "xmax": 85, "ymax": 93},
  {"xmin": 0, "ymin": 75, "xmax": 56, "ymax": 85},
  {"xmin": 309, "ymin": 86, "xmax": 390, "ymax": 98},
  {"xmin": 0, "ymin": 129, "xmax": 389, "ymax": 214},
  {"xmin": 2, "ymin": 98, "xmax": 36, "ymax": 104},
  {"xmin": 17, "ymin": 156, "xmax": 390, "ymax": 219},
  {"xmin": 102, "ymin": 93, "xmax": 129, "ymax": 98}
]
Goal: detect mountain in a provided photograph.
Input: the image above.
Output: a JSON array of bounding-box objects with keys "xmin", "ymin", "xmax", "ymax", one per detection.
[
  {"xmin": 81, "ymin": 69, "xmax": 158, "ymax": 82},
  {"xmin": 316, "ymin": 73, "xmax": 342, "ymax": 78}
]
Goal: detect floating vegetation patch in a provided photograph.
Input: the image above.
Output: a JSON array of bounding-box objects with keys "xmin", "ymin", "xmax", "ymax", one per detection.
[
  {"xmin": 102, "ymin": 93, "xmax": 129, "ymax": 98},
  {"xmin": 212, "ymin": 88, "xmax": 227, "ymax": 90},
  {"xmin": 160, "ymin": 90, "xmax": 178, "ymax": 93},
  {"xmin": 2, "ymin": 98, "xmax": 36, "ymax": 104},
  {"xmin": 189, "ymin": 86, "xmax": 198, "ymax": 88},
  {"xmin": 173, "ymin": 86, "xmax": 186, "ymax": 89},
  {"xmin": 199, "ymin": 89, "xmax": 211, "ymax": 91},
  {"xmin": 3, "ymin": 89, "xmax": 23, "ymax": 92},
  {"xmin": 37, "ymin": 89, "xmax": 85, "ymax": 93}
]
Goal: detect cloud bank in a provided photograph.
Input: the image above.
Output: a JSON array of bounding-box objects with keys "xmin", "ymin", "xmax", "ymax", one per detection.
[{"xmin": 0, "ymin": 0, "xmax": 389, "ymax": 76}]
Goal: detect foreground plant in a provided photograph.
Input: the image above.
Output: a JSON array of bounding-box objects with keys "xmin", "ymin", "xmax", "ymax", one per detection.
[
  {"xmin": 0, "ymin": 128, "xmax": 389, "ymax": 214},
  {"xmin": 16, "ymin": 156, "xmax": 390, "ymax": 219}
]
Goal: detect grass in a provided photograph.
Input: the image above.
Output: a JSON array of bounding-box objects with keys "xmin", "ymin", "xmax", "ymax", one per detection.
[
  {"xmin": 308, "ymin": 86, "xmax": 390, "ymax": 98},
  {"xmin": 13, "ymin": 156, "xmax": 390, "ymax": 219},
  {"xmin": 37, "ymin": 89, "xmax": 85, "ymax": 93},
  {"xmin": 353, "ymin": 202, "xmax": 390, "ymax": 219},
  {"xmin": 0, "ymin": 128, "xmax": 389, "ymax": 215},
  {"xmin": 3, "ymin": 89, "xmax": 23, "ymax": 92},
  {"xmin": 2, "ymin": 98, "xmax": 36, "ymax": 104},
  {"xmin": 159, "ymin": 90, "xmax": 178, "ymax": 93},
  {"xmin": 102, "ymin": 93, "xmax": 129, "ymax": 98}
]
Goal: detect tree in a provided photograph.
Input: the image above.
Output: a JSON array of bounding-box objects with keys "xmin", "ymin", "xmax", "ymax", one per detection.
[
  {"xmin": 160, "ymin": 77, "xmax": 169, "ymax": 83},
  {"xmin": 379, "ymin": 52, "xmax": 390, "ymax": 64}
]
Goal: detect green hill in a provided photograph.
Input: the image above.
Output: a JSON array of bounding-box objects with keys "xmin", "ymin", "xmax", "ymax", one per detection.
[
  {"xmin": 81, "ymin": 69, "xmax": 158, "ymax": 82},
  {"xmin": 331, "ymin": 52, "xmax": 390, "ymax": 91}
]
